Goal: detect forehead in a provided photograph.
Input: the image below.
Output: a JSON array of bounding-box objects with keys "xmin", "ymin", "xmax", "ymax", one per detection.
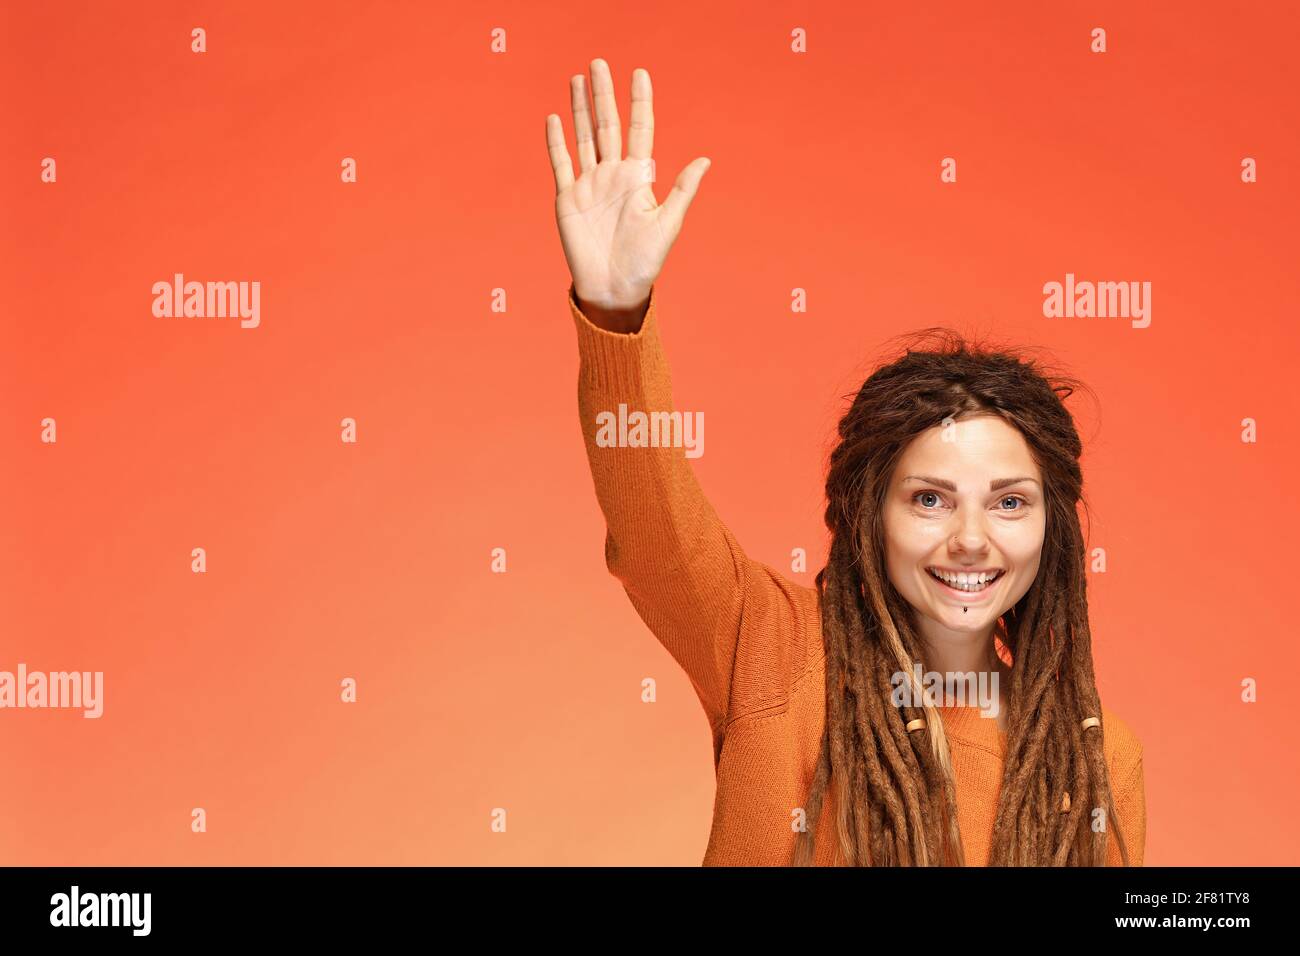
[{"xmin": 893, "ymin": 415, "xmax": 1039, "ymax": 481}]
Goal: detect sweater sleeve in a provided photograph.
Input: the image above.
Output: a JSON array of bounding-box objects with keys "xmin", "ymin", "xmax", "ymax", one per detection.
[
  {"xmin": 1108, "ymin": 744, "xmax": 1146, "ymax": 867},
  {"xmin": 569, "ymin": 283, "xmax": 814, "ymax": 763}
]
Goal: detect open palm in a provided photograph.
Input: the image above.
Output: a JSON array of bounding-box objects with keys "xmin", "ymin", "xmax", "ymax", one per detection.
[{"xmin": 546, "ymin": 59, "xmax": 710, "ymax": 315}]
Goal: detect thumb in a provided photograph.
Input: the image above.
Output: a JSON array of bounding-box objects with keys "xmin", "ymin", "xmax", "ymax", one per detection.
[{"xmin": 659, "ymin": 157, "xmax": 711, "ymax": 239}]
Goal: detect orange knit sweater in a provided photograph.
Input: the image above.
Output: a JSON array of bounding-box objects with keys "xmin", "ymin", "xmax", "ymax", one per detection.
[{"xmin": 570, "ymin": 284, "xmax": 1146, "ymax": 866}]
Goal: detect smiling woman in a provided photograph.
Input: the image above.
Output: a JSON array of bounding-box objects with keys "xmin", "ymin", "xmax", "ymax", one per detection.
[
  {"xmin": 788, "ymin": 326, "xmax": 1142, "ymax": 866},
  {"xmin": 549, "ymin": 57, "xmax": 1144, "ymax": 867}
]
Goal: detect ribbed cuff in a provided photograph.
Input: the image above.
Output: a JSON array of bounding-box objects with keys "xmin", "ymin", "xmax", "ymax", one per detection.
[{"xmin": 568, "ymin": 283, "xmax": 665, "ymax": 392}]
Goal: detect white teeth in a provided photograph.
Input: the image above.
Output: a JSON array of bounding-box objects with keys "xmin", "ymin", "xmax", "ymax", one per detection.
[{"xmin": 928, "ymin": 568, "xmax": 1001, "ymax": 591}]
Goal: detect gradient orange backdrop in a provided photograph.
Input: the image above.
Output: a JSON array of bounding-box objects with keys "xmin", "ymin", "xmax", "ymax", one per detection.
[{"xmin": 3, "ymin": 0, "xmax": 1298, "ymax": 866}]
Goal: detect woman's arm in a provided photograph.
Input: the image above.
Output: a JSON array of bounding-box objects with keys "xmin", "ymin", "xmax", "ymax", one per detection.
[
  {"xmin": 570, "ymin": 281, "xmax": 743, "ymax": 745},
  {"xmin": 548, "ymin": 60, "xmax": 814, "ymax": 760},
  {"xmin": 568, "ymin": 281, "xmax": 817, "ymax": 762}
]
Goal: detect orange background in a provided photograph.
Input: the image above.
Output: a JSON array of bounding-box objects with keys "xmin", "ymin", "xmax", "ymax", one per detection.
[{"xmin": 2, "ymin": 0, "xmax": 1298, "ymax": 865}]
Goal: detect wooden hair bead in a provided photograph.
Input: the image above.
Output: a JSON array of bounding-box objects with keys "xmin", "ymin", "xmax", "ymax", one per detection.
[{"xmin": 905, "ymin": 718, "xmax": 926, "ymax": 732}]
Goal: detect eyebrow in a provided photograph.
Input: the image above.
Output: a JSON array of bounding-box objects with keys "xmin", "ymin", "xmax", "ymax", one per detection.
[{"xmin": 902, "ymin": 475, "xmax": 1040, "ymax": 492}]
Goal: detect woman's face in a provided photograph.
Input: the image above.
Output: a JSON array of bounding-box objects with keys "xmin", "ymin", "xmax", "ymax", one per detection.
[{"xmin": 882, "ymin": 414, "xmax": 1046, "ymax": 643}]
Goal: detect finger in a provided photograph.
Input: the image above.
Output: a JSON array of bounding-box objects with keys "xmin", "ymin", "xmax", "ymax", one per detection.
[
  {"xmin": 659, "ymin": 157, "xmax": 711, "ymax": 239},
  {"xmin": 626, "ymin": 68, "xmax": 654, "ymax": 161},
  {"xmin": 545, "ymin": 114, "xmax": 574, "ymax": 193},
  {"xmin": 570, "ymin": 75, "xmax": 597, "ymax": 173},
  {"xmin": 588, "ymin": 58, "xmax": 622, "ymax": 163}
]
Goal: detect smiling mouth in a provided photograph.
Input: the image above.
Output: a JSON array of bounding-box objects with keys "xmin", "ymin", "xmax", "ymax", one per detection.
[{"xmin": 925, "ymin": 567, "xmax": 1005, "ymax": 593}]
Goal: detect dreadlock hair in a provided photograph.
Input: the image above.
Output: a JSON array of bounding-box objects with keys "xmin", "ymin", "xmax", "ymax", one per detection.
[{"xmin": 790, "ymin": 327, "xmax": 1130, "ymax": 867}]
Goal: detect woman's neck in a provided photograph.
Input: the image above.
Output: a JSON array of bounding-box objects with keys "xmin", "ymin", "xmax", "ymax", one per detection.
[
  {"xmin": 918, "ymin": 621, "xmax": 999, "ymax": 674},
  {"xmin": 917, "ymin": 624, "xmax": 1010, "ymax": 732}
]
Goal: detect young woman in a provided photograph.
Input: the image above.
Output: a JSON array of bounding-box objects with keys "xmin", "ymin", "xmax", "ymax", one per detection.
[{"xmin": 544, "ymin": 58, "xmax": 1145, "ymax": 867}]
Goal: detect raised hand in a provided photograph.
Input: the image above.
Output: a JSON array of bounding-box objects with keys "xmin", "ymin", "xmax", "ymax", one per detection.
[{"xmin": 546, "ymin": 58, "xmax": 710, "ymax": 329}]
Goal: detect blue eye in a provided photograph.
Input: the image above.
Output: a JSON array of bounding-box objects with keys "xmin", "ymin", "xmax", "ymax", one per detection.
[
  {"xmin": 915, "ymin": 492, "xmax": 942, "ymax": 509},
  {"xmin": 999, "ymin": 496, "xmax": 1028, "ymax": 511}
]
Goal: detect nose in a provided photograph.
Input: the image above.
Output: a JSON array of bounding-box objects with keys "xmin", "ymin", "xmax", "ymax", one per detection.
[{"xmin": 948, "ymin": 505, "xmax": 991, "ymax": 556}]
